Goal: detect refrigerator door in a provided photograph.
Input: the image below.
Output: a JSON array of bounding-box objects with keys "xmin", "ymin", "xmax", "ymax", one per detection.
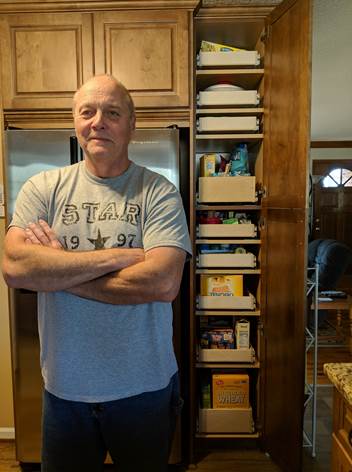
[
  {"xmin": 5, "ymin": 129, "xmax": 76, "ymax": 219},
  {"xmin": 6, "ymin": 128, "xmax": 179, "ymax": 219},
  {"xmin": 5, "ymin": 127, "xmax": 182, "ymax": 465},
  {"xmin": 129, "ymin": 128, "xmax": 179, "ymax": 189}
]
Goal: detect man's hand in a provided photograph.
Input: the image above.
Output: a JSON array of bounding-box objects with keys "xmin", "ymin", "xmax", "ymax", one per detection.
[{"xmin": 25, "ymin": 219, "xmax": 63, "ymax": 249}]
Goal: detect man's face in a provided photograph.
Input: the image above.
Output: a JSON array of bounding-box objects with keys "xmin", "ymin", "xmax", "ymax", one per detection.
[{"xmin": 73, "ymin": 78, "xmax": 135, "ymax": 163}]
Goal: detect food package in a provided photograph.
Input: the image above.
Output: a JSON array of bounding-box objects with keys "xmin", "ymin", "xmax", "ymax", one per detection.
[
  {"xmin": 235, "ymin": 319, "xmax": 250, "ymax": 349},
  {"xmin": 212, "ymin": 373, "xmax": 250, "ymax": 409},
  {"xmin": 200, "ymin": 40, "xmax": 244, "ymax": 52},
  {"xmin": 200, "ymin": 328, "xmax": 235, "ymax": 349},
  {"xmin": 200, "ymin": 153, "xmax": 217, "ymax": 177},
  {"xmin": 200, "ymin": 274, "xmax": 243, "ymax": 297}
]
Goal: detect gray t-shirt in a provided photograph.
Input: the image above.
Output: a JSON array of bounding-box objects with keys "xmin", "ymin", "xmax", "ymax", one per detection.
[{"xmin": 10, "ymin": 161, "xmax": 191, "ymax": 402}]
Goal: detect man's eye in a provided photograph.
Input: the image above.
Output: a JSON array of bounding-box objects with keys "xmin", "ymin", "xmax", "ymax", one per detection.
[
  {"xmin": 80, "ymin": 109, "xmax": 94, "ymax": 118},
  {"xmin": 107, "ymin": 110, "xmax": 120, "ymax": 118}
]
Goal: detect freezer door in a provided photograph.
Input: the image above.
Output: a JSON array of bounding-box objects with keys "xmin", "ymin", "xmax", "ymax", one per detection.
[
  {"xmin": 129, "ymin": 128, "xmax": 180, "ymax": 190},
  {"xmin": 5, "ymin": 129, "xmax": 77, "ymax": 219}
]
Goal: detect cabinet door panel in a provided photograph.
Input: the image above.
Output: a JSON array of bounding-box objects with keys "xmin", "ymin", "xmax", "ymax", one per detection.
[
  {"xmin": 263, "ymin": 0, "xmax": 311, "ymax": 209},
  {"xmin": 263, "ymin": 0, "xmax": 311, "ymax": 470},
  {"xmin": 262, "ymin": 207, "xmax": 307, "ymax": 472},
  {"xmin": 94, "ymin": 10, "xmax": 189, "ymax": 108},
  {"xmin": 0, "ymin": 13, "xmax": 94, "ymax": 109},
  {"xmin": 332, "ymin": 433, "xmax": 352, "ymax": 472}
]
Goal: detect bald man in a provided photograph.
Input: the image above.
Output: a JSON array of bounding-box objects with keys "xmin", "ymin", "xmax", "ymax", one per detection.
[{"xmin": 2, "ymin": 75, "xmax": 191, "ymax": 472}]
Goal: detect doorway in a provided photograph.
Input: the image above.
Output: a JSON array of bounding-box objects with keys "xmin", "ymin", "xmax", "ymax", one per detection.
[
  {"xmin": 312, "ymin": 160, "xmax": 352, "ymax": 244},
  {"xmin": 312, "ymin": 159, "xmax": 352, "ymax": 289}
]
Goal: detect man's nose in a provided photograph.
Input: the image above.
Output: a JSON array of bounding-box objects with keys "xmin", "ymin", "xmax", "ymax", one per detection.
[{"xmin": 91, "ymin": 110, "xmax": 105, "ymax": 128}]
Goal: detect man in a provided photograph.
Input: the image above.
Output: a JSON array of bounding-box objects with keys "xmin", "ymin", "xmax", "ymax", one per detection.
[{"xmin": 2, "ymin": 74, "xmax": 191, "ymax": 472}]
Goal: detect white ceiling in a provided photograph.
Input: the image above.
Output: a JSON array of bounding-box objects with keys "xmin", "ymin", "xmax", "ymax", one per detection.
[{"xmin": 311, "ymin": 0, "xmax": 352, "ymax": 140}]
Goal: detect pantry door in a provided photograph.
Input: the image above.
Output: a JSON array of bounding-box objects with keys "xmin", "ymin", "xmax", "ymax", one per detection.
[{"xmin": 262, "ymin": 0, "xmax": 312, "ymax": 471}]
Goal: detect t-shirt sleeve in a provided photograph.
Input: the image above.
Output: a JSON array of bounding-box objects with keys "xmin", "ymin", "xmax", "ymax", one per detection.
[
  {"xmin": 9, "ymin": 173, "xmax": 49, "ymax": 230},
  {"xmin": 142, "ymin": 175, "xmax": 192, "ymax": 257}
]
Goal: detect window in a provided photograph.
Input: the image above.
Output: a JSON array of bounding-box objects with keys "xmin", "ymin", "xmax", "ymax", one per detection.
[{"xmin": 322, "ymin": 168, "xmax": 352, "ymax": 188}]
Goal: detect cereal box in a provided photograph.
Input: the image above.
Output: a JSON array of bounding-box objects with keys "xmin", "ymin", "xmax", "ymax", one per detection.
[{"xmin": 212, "ymin": 373, "xmax": 249, "ymax": 409}]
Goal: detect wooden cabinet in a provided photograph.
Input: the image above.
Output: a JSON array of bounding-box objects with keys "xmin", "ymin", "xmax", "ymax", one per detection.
[
  {"xmin": 188, "ymin": 1, "xmax": 311, "ymax": 471},
  {"xmin": 331, "ymin": 388, "xmax": 352, "ymax": 472},
  {"xmin": 0, "ymin": 5, "xmax": 193, "ymax": 110},
  {"xmin": 94, "ymin": 10, "xmax": 190, "ymax": 109},
  {"xmin": 332, "ymin": 434, "xmax": 352, "ymax": 472},
  {"xmin": 0, "ymin": 12, "xmax": 94, "ymax": 109}
]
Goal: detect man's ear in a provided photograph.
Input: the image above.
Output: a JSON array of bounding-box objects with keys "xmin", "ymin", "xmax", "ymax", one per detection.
[{"xmin": 130, "ymin": 113, "xmax": 136, "ymax": 132}]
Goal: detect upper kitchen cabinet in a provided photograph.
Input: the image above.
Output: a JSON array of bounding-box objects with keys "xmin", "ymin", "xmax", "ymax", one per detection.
[
  {"xmin": 93, "ymin": 10, "xmax": 190, "ymax": 109},
  {"xmin": 0, "ymin": 12, "xmax": 94, "ymax": 109}
]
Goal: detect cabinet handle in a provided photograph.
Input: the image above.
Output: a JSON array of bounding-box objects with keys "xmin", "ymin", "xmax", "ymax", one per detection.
[{"xmin": 348, "ymin": 429, "xmax": 352, "ymax": 446}]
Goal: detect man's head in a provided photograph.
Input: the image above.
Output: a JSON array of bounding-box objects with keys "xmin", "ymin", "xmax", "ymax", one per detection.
[{"xmin": 73, "ymin": 75, "xmax": 136, "ymax": 177}]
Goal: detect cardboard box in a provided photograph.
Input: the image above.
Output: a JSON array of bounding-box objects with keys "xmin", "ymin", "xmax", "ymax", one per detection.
[
  {"xmin": 200, "ymin": 153, "xmax": 217, "ymax": 177},
  {"xmin": 212, "ymin": 373, "xmax": 249, "ymax": 409},
  {"xmin": 200, "ymin": 274, "xmax": 243, "ymax": 297},
  {"xmin": 198, "ymin": 407, "xmax": 254, "ymax": 433},
  {"xmin": 236, "ymin": 320, "xmax": 250, "ymax": 349}
]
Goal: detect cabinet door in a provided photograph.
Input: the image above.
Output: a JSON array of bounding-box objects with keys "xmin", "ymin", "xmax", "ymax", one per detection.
[
  {"xmin": 263, "ymin": 0, "xmax": 311, "ymax": 210},
  {"xmin": 0, "ymin": 13, "xmax": 94, "ymax": 109},
  {"xmin": 94, "ymin": 10, "xmax": 189, "ymax": 109},
  {"xmin": 262, "ymin": 0, "xmax": 312, "ymax": 471},
  {"xmin": 332, "ymin": 433, "xmax": 352, "ymax": 472}
]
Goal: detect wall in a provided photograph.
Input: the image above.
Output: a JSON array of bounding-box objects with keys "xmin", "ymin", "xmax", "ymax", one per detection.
[
  {"xmin": 311, "ymin": 147, "xmax": 352, "ymax": 161},
  {"xmin": 0, "ymin": 219, "xmax": 14, "ymax": 437},
  {"xmin": 0, "ymin": 104, "xmax": 14, "ymax": 436},
  {"xmin": 311, "ymin": 0, "xmax": 352, "ymax": 141}
]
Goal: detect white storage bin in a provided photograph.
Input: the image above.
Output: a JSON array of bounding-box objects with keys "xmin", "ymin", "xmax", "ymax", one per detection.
[
  {"xmin": 197, "ymin": 223, "xmax": 257, "ymax": 238},
  {"xmin": 197, "ymin": 90, "xmax": 260, "ymax": 107},
  {"xmin": 197, "ymin": 116, "xmax": 259, "ymax": 132},
  {"xmin": 198, "ymin": 50, "xmax": 260, "ymax": 67},
  {"xmin": 198, "ymin": 407, "xmax": 254, "ymax": 433},
  {"xmin": 198, "ymin": 176, "xmax": 256, "ymax": 203},
  {"xmin": 198, "ymin": 252, "xmax": 256, "ymax": 268},
  {"xmin": 198, "ymin": 346, "xmax": 255, "ymax": 363},
  {"xmin": 197, "ymin": 294, "xmax": 256, "ymax": 310}
]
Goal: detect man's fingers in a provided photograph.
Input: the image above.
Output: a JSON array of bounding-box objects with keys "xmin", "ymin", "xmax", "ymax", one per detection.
[
  {"xmin": 38, "ymin": 220, "xmax": 57, "ymax": 242},
  {"xmin": 25, "ymin": 227, "xmax": 42, "ymax": 244},
  {"xmin": 27, "ymin": 222, "xmax": 51, "ymax": 245},
  {"xmin": 26, "ymin": 220, "xmax": 63, "ymax": 249}
]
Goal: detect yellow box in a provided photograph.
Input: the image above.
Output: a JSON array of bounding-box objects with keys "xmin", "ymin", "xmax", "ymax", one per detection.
[
  {"xmin": 200, "ymin": 275, "xmax": 243, "ymax": 297},
  {"xmin": 199, "ymin": 153, "xmax": 217, "ymax": 177},
  {"xmin": 212, "ymin": 373, "xmax": 249, "ymax": 409}
]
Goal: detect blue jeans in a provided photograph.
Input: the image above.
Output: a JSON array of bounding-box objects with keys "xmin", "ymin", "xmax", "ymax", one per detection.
[{"xmin": 41, "ymin": 372, "xmax": 182, "ymax": 472}]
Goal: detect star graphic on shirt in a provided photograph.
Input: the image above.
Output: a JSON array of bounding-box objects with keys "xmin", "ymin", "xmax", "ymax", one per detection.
[{"xmin": 87, "ymin": 229, "xmax": 110, "ymax": 249}]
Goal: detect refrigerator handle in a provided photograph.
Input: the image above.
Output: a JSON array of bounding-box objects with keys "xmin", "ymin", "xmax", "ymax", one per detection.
[{"xmin": 70, "ymin": 136, "xmax": 79, "ymax": 165}]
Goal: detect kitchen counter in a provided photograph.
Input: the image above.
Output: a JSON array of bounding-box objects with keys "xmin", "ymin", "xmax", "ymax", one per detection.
[{"xmin": 324, "ymin": 362, "xmax": 352, "ymax": 405}]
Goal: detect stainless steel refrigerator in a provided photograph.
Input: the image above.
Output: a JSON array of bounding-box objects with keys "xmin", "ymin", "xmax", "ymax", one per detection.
[{"xmin": 5, "ymin": 128, "xmax": 184, "ymax": 467}]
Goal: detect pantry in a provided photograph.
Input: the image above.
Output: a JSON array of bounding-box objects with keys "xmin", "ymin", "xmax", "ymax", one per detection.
[
  {"xmin": 0, "ymin": 1, "xmax": 312, "ymax": 471},
  {"xmin": 187, "ymin": 1, "xmax": 311, "ymax": 471}
]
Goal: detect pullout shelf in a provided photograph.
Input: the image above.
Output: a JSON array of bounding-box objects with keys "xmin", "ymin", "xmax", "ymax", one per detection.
[{"xmin": 196, "ymin": 68, "xmax": 264, "ymax": 90}]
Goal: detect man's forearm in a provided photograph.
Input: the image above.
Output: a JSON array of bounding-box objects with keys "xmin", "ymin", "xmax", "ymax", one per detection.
[
  {"xmin": 68, "ymin": 248, "xmax": 186, "ymax": 305},
  {"xmin": 3, "ymin": 243, "xmax": 144, "ymax": 292}
]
